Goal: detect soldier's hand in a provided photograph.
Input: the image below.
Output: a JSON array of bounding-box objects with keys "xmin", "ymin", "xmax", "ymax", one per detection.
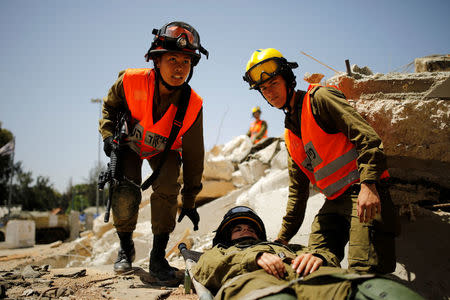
[
  {"xmin": 291, "ymin": 253, "xmax": 323, "ymax": 276},
  {"xmin": 256, "ymin": 253, "xmax": 286, "ymax": 279},
  {"xmin": 357, "ymin": 183, "xmax": 381, "ymax": 223},
  {"xmin": 103, "ymin": 136, "xmax": 114, "ymax": 157},
  {"xmin": 177, "ymin": 208, "xmax": 199, "ymax": 231}
]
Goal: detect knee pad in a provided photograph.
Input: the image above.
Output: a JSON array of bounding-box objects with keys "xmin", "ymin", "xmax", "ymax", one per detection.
[{"xmin": 112, "ymin": 183, "xmax": 142, "ymax": 221}]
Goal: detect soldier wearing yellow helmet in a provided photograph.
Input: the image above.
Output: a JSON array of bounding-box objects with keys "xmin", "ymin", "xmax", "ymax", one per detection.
[
  {"xmin": 243, "ymin": 48, "xmax": 397, "ymax": 275},
  {"xmin": 246, "ymin": 106, "xmax": 268, "ymax": 144}
]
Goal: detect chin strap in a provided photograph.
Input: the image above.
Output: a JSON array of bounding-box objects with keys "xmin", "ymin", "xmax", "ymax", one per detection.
[
  {"xmin": 282, "ymin": 87, "xmax": 294, "ymax": 115},
  {"xmin": 154, "ymin": 65, "xmax": 194, "ymax": 91}
]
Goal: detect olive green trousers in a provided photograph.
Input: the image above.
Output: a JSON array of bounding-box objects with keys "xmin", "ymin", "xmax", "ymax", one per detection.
[
  {"xmin": 112, "ymin": 147, "xmax": 181, "ymax": 234},
  {"xmin": 308, "ymin": 182, "xmax": 398, "ymax": 274}
]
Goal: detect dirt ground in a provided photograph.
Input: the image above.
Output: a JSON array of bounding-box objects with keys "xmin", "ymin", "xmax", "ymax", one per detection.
[
  {"xmin": 0, "ymin": 249, "xmax": 199, "ymax": 300},
  {"xmin": 1, "ymin": 201, "xmax": 449, "ymax": 299}
]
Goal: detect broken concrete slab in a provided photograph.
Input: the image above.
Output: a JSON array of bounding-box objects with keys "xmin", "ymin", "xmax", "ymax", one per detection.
[
  {"xmin": 203, "ymin": 156, "xmax": 234, "ymax": 181},
  {"xmin": 251, "ymin": 139, "xmax": 279, "ymax": 164},
  {"xmin": 238, "ymin": 159, "xmax": 269, "ymax": 185},
  {"xmin": 270, "ymin": 142, "xmax": 288, "ymax": 170},
  {"xmin": 329, "ymin": 71, "xmax": 450, "ymax": 205},
  {"xmin": 415, "ymin": 54, "xmax": 450, "ymax": 72},
  {"xmin": 425, "ymin": 75, "xmax": 450, "ymax": 99},
  {"xmin": 5, "ymin": 220, "xmax": 35, "ymax": 248}
]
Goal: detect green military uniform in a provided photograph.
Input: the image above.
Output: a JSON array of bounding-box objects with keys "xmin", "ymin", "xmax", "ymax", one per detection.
[
  {"xmin": 193, "ymin": 239, "xmax": 343, "ymax": 299},
  {"xmin": 279, "ymin": 87, "xmax": 397, "ymax": 274},
  {"xmin": 99, "ymin": 70, "xmax": 204, "ymax": 234},
  {"xmin": 192, "ymin": 240, "xmax": 421, "ymax": 300}
]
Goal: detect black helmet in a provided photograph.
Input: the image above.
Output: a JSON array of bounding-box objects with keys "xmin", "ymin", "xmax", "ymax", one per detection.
[
  {"xmin": 212, "ymin": 206, "xmax": 267, "ymax": 246},
  {"xmin": 145, "ymin": 21, "xmax": 209, "ymax": 66}
]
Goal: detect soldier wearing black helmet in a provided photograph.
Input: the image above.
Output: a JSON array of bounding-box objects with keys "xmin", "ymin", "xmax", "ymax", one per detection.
[
  {"xmin": 98, "ymin": 21, "xmax": 208, "ymax": 282},
  {"xmin": 192, "ymin": 206, "xmax": 423, "ymax": 300}
]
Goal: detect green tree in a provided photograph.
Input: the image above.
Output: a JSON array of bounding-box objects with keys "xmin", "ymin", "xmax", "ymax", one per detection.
[
  {"xmin": 0, "ymin": 125, "xmax": 14, "ymax": 205},
  {"xmin": 12, "ymin": 161, "xmax": 33, "ymax": 210}
]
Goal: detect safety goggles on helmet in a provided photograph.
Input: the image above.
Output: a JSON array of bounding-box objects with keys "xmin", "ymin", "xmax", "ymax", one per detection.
[
  {"xmin": 244, "ymin": 57, "xmax": 298, "ymax": 89},
  {"xmin": 151, "ymin": 22, "xmax": 209, "ymax": 58}
]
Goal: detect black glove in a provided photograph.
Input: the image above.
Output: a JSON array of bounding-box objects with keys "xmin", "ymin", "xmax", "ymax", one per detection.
[
  {"xmin": 103, "ymin": 136, "xmax": 114, "ymax": 157},
  {"xmin": 177, "ymin": 208, "xmax": 199, "ymax": 231}
]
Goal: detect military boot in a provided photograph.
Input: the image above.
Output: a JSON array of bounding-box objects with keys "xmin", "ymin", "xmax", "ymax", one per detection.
[
  {"xmin": 114, "ymin": 231, "xmax": 136, "ymax": 273},
  {"xmin": 149, "ymin": 233, "xmax": 178, "ymax": 282}
]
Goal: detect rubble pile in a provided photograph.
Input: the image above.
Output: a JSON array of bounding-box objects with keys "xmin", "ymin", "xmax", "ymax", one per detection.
[
  {"xmin": 328, "ymin": 55, "xmax": 450, "ymax": 207},
  {"xmin": 1, "ymin": 55, "xmax": 448, "ymax": 299}
]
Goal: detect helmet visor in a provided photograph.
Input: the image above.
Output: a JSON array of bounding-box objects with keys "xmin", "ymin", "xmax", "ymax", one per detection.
[{"xmin": 245, "ymin": 58, "xmax": 282, "ymax": 88}]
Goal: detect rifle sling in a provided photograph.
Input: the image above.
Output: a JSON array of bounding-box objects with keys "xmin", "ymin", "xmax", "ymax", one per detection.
[{"xmin": 141, "ymin": 84, "xmax": 191, "ymax": 191}]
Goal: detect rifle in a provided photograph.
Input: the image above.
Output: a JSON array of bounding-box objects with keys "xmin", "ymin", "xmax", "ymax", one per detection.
[{"xmin": 98, "ymin": 112, "xmax": 129, "ymax": 223}]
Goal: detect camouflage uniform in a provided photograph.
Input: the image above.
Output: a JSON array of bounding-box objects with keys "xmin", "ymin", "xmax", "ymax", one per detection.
[{"xmin": 279, "ymin": 87, "xmax": 398, "ymax": 273}]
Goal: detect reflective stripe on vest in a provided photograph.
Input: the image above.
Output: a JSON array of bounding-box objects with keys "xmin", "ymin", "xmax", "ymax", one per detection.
[
  {"xmin": 250, "ymin": 120, "xmax": 267, "ymax": 143},
  {"xmin": 122, "ymin": 68, "xmax": 203, "ymax": 159},
  {"xmin": 285, "ymin": 85, "xmax": 363, "ymax": 199}
]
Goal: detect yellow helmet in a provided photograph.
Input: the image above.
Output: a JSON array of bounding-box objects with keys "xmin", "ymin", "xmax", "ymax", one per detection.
[
  {"xmin": 243, "ymin": 48, "xmax": 298, "ymax": 89},
  {"xmin": 251, "ymin": 106, "xmax": 261, "ymax": 114}
]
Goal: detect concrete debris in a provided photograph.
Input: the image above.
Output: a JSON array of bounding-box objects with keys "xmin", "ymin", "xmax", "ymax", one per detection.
[
  {"xmin": 270, "ymin": 143, "xmax": 288, "ymax": 170},
  {"xmin": 22, "ymin": 265, "xmax": 44, "ymax": 278},
  {"xmin": 303, "ymin": 72, "xmax": 325, "ymax": 84},
  {"xmin": 415, "ymin": 54, "xmax": 450, "ymax": 72},
  {"xmin": 203, "ymin": 155, "xmax": 234, "ymax": 181},
  {"xmin": 352, "ymin": 64, "xmax": 373, "ymax": 76},
  {"xmin": 250, "ymin": 140, "xmax": 279, "ymax": 164},
  {"xmin": 238, "ymin": 159, "xmax": 269, "ymax": 185},
  {"xmin": 1, "ymin": 55, "xmax": 449, "ymax": 300},
  {"xmin": 4, "ymin": 220, "xmax": 35, "ymax": 248},
  {"xmin": 221, "ymin": 134, "xmax": 253, "ymax": 163},
  {"xmin": 328, "ymin": 68, "xmax": 450, "ymax": 205}
]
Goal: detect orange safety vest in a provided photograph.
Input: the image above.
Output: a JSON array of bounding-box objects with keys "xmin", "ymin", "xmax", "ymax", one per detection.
[
  {"xmin": 122, "ymin": 68, "xmax": 203, "ymax": 159},
  {"xmin": 285, "ymin": 85, "xmax": 389, "ymax": 199},
  {"xmin": 249, "ymin": 120, "xmax": 267, "ymax": 144}
]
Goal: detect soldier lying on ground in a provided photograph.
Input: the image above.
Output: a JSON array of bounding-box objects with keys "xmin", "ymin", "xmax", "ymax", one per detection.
[{"xmin": 192, "ymin": 206, "xmax": 423, "ymax": 300}]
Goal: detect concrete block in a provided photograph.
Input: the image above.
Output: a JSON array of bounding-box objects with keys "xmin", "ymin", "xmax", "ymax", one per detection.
[
  {"xmin": 222, "ymin": 135, "xmax": 253, "ymax": 163},
  {"xmin": 69, "ymin": 211, "xmax": 80, "ymax": 241},
  {"xmin": 197, "ymin": 180, "xmax": 235, "ymax": 199},
  {"xmin": 238, "ymin": 159, "xmax": 269, "ymax": 185},
  {"xmin": 203, "ymin": 157, "xmax": 234, "ymax": 181},
  {"xmin": 232, "ymin": 170, "xmax": 246, "ymax": 188},
  {"xmin": 270, "ymin": 143, "xmax": 288, "ymax": 170},
  {"xmin": 85, "ymin": 212, "xmax": 94, "ymax": 231},
  {"xmin": 252, "ymin": 140, "xmax": 279, "ymax": 164},
  {"xmin": 5, "ymin": 220, "xmax": 35, "ymax": 248},
  {"xmin": 415, "ymin": 55, "xmax": 450, "ymax": 72}
]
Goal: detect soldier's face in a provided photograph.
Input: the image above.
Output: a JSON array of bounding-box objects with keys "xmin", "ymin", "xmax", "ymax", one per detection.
[
  {"xmin": 259, "ymin": 75, "xmax": 287, "ymax": 109},
  {"xmin": 157, "ymin": 52, "xmax": 192, "ymax": 86},
  {"xmin": 231, "ymin": 224, "xmax": 259, "ymax": 241}
]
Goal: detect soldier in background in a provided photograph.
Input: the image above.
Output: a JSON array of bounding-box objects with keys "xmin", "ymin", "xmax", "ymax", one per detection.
[{"xmin": 247, "ymin": 106, "xmax": 268, "ymax": 144}]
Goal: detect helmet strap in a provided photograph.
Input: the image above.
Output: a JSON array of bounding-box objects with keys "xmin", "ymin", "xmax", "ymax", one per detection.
[
  {"xmin": 154, "ymin": 66, "xmax": 193, "ymax": 91},
  {"xmin": 282, "ymin": 86, "xmax": 294, "ymax": 115}
]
